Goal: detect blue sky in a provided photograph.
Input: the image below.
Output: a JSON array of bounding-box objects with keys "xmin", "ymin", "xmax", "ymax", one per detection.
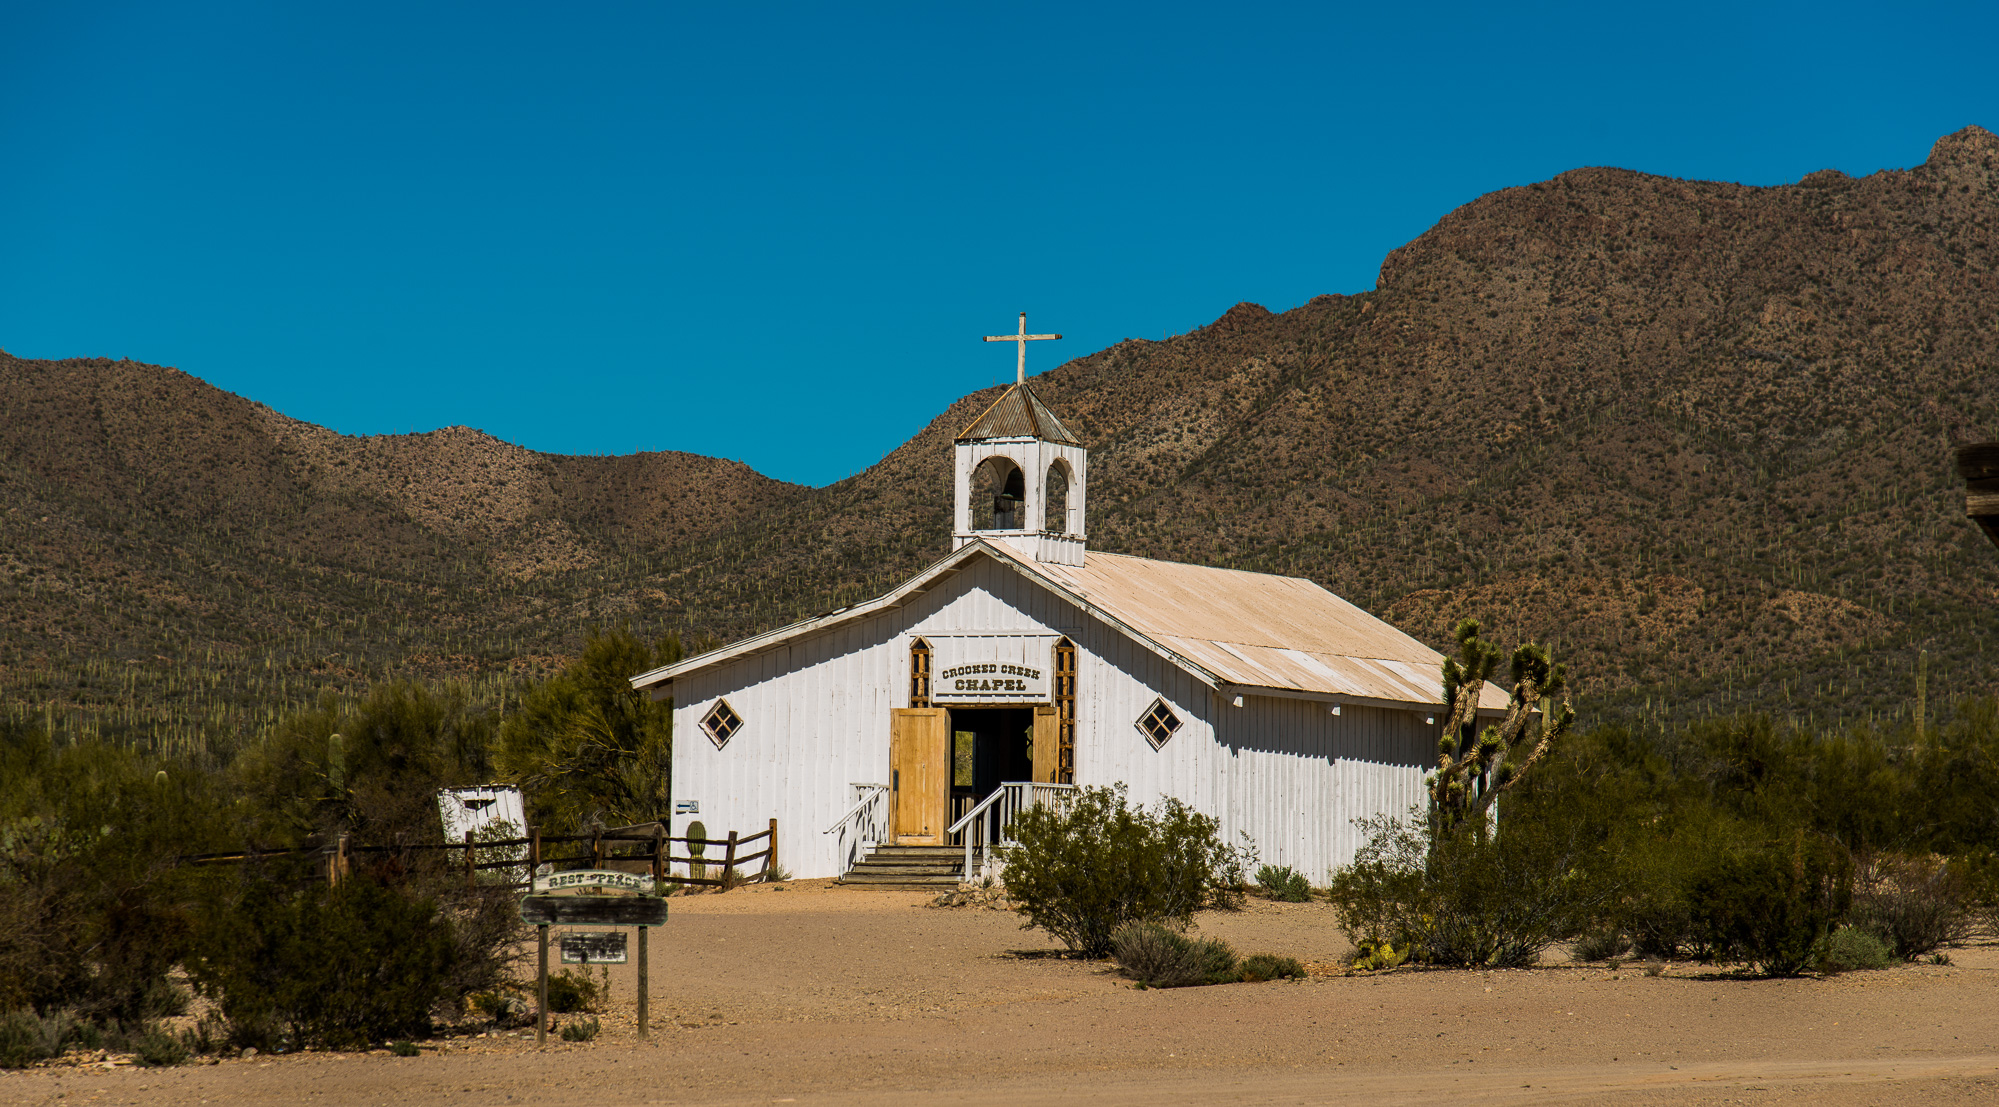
[{"xmin": 4, "ymin": 1, "xmax": 1994, "ymax": 486}]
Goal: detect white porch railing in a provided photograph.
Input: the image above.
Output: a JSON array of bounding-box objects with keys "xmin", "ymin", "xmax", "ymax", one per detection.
[
  {"xmin": 823, "ymin": 783, "xmax": 889, "ymax": 875},
  {"xmin": 946, "ymin": 781, "xmax": 1077, "ymax": 882}
]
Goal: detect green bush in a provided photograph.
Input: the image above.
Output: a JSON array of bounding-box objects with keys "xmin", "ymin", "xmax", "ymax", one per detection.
[
  {"xmin": 1572, "ymin": 929, "xmax": 1631, "ymax": 962},
  {"xmin": 1000, "ymin": 786, "xmax": 1242, "ymax": 957},
  {"xmin": 1348, "ymin": 939, "xmax": 1408, "ymax": 971},
  {"xmin": 190, "ymin": 873, "xmax": 460, "ymax": 1050},
  {"xmin": 559, "ymin": 1016, "xmax": 600, "ymax": 1042},
  {"xmin": 1816, "ymin": 925, "xmax": 1893, "ymax": 974},
  {"xmin": 1237, "ymin": 953, "xmax": 1306, "ymax": 982},
  {"xmin": 1110, "ymin": 923, "xmax": 1239, "ymax": 987},
  {"xmin": 1849, "ymin": 855, "xmax": 1974, "ymax": 960},
  {"xmin": 495, "ymin": 628, "xmax": 678, "ymax": 835},
  {"xmin": 0, "ymin": 1009, "xmax": 200, "ymax": 1069},
  {"xmin": 1685, "ymin": 831, "xmax": 1852, "ymax": 976},
  {"xmin": 134, "ymin": 1024, "xmax": 191, "ymax": 1067},
  {"xmin": 470, "ymin": 989, "xmax": 531, "ymax": 1028},
  {"xmin": 544, "ymin": 969, "xmax": 601, "ymax": 1014},
  {"xmin": 0, "ymin": 1008, "xmax": 60, "ymax": 1068},
  {"xmin": 1326, "ymin": 813, "xmax": 1615, "ymax": 968},
  {"xmin": 0, "ymin": 731, "xmax": 228, "ymax": 1024},
  {"xmin": 389, "ymin": 1040, "xmax": 420, "ymax": 1057},
  {"xmin": 1255, "ymin": 865, "xmax": 1312, "ymax": 903}
]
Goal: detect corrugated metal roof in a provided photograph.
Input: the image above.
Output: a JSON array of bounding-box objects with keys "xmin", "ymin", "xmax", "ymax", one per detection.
[
  {"xmin": 987, "ymin": 545, "xmax": 1510, "ymax": 712},
  {"xmin": 957, "ymin": 384, "xmax": 1082, "ymax": 445},
  {"xmin": 632, "ymin": 538, "xmax": 1506, "ymax": 714}
]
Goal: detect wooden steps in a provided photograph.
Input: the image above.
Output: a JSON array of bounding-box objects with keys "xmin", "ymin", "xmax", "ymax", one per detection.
[{"xmin": 839, "ymin": 844, "xmax": 965, "ymax": 887}]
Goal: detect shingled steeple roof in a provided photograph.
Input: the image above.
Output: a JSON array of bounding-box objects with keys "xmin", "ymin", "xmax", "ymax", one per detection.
[{"xmin": 956, "ymin": 383, "xmax": 1081, "ymax": 445}]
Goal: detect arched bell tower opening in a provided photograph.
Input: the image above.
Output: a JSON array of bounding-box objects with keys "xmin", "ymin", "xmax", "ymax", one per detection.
[
  {"xmin": 1044, "ymin": 458, "xmax": 1074, "ymax": 535},
  {"xmin": 953, "ymin": 382, "xmax": 1087, "ymax": 566},
  {"xmin": 969, "ymin": 457, "xmax": 1027, "ymax": 532}
]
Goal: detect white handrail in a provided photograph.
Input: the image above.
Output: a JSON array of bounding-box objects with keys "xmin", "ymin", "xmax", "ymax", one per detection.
[
  {"xmin": 823, "ymin": 783, "xmax": 889, "ymax": 835},
  {"xmin": 826, "ymin": 783, "xmax": 890, "ymax": 877},
  {"xmin": 948, "ymin": 781, "xmax": 1077, "ymax": 882},
  {"xmin": 944, "ymin": 786, "xmax": 1003, "ymax": 836}
]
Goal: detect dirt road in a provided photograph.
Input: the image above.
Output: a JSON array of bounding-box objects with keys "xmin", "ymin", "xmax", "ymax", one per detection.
[{"xmin": 5, "ymin": 881, "xmax": 1995, "ymax": 1105}]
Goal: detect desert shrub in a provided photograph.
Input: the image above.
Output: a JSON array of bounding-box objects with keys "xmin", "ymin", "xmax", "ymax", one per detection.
[
  {"xmin": 189, "ymin": 872, "xmax": 460, "ymax": 1050},
  {"xmin": 544, "ymin": 969, "xmax": 601, "ymax": 1014},
  {"xmin": 133, "ymin": 1023, "xmax": 191, "ymax": 1066},
  {"xmin": 1815, "ymin": 925, "xmax": 1893, "ymax": 974},
  {"xmin": 1110, "ymin": 922, "xmax": 1239, "ymax": 987},
  {"xmin": 471, "ymin": 989, "xmax": 532, "ymax": 1028},
  {"xmin": 1571, "ymin": 929, "xmax": 1631, "ymax": 963},
  {"xmin": 1326, "ymin": 813, "xmax": 1615, "ymax": 968},
  {"xmin": 435, "ymin": 886, "xmax": 525, "ymax": 1010},
  {"xmin": 0, "ymin": 1008, "xmax": 61, "ymax": 1068},
  {"xmin": 389, "ymin": 1040, "xmax": 420, "ymax": 1056},
  {"xmin": 0, "ymin": 732, "xmax": 230, "ymax": 1024},
  {"xmin": 1684, "ymin": 831, "xmax": 1852, "ymax": 976},
  {"xmin": 559, "ymin": 1016, "xmax": 601, "ymax": 1042},
  {"xmin": 1255, "ymin": 865, "xmax": 1311, "ymax": 903},
  {"xmin": 1349, "ymin": 940, "xmax": 1408, "ymax": 971},
  {"xmin": 1237, "ymin": 953, "xmax": 1306, "ymax": 982},
  {"xmin": 1849, "ymin": 854, "xmax": 1975, "ymax": 960},
  {"xmin": 0, "ymin": 1008, "xmax": 177, "ymax": 1068},
  {"xmin": 1000, "ymin": 786, "xmax": 1239, "ymax": 957},
  {"xmin": 1964, "ymin": 850, "xmax": 1999, "ymax": 936},
  {"xmin": 233, "ymin": 683, "xmax": 500, "ymax": 847},
  {"xmin": 495, "ymin": 627, "xmax": 679, "ymax": 835}
]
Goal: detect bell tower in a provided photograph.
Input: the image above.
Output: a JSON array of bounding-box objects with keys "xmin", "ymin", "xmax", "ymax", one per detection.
[{"xmin": 954, "ymin": 314, "xmax": 1086, "ymax": 566}]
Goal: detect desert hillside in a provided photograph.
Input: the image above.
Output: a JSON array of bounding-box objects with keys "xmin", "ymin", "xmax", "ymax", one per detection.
[{"xmin": 4, "ymin": 126, "xmax": 1996, "ymax": 747}]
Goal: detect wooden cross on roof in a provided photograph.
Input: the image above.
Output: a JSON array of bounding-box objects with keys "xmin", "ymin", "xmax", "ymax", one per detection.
[{"xmin": 983, "ymin": 312, "xmax": 1061, "ymax": 386}]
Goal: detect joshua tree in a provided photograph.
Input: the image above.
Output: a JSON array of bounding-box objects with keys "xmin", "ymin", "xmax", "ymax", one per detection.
[{"xmin": 1428, "ymin": 618, "xmax": 1575, "ymax": 838}]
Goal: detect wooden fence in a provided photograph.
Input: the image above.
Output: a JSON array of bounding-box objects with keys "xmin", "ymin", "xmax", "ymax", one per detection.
[{"xmin": 180, "ymin": 818, "xmax": 779, "ymax": 892}]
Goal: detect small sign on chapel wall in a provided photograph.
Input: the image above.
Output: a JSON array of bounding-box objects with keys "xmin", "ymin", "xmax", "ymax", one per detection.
[{"xmin": 926, "ymin": 634, "xmax": 1059, "ymax": 703}]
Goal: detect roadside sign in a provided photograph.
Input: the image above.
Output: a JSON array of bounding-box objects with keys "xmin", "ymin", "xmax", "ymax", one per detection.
[
  {"xmin": 560, "ymin": 932, "xmax": 628, "ymax": 964},
  {"xmin": 533, "ymin": 869, "xmax": 649, "ymax": 895},
  {"xmin": 524, "ymin": 853, "xmax": 672, "ymax": 1046},
  {"xmin": 521, "ymin": 894, "xmax": 668, "ymax": 927}
]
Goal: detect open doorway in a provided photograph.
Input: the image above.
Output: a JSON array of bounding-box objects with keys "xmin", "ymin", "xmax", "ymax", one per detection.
[{"xmin": 947, "ymin": 707, "xmax": 1033, "ymax": 827}]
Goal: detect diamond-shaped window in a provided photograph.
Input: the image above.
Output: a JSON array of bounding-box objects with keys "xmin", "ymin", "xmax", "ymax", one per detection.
[
  {"xmin": 702, "ymin": 699, "xmax": 743, "ymax": 748},
  {"xmin": 1136, "ymin": 697, "xmax": 1181, "ymax": 748}
]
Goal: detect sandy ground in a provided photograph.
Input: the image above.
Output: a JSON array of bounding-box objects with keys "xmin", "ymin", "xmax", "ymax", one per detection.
[{"xmin": 4, "ymin": 880, "xmax": 1997, "ymax": 1106}]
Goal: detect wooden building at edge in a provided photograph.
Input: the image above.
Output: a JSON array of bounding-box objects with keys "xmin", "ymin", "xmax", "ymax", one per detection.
[{"xmin": 630, "ymin": 383, "xmax": 1508, "ymax": 882}]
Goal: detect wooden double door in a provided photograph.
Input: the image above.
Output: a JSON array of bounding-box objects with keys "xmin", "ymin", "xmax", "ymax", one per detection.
[{"xmin": 889, "ymin": 706, "xmax": 1058, "ymax": 845}]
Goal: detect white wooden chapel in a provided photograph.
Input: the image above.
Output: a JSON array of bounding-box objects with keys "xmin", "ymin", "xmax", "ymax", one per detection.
[{"xmin": 629, "ymin": 315, "xmax": 1506, "ymax": 881}]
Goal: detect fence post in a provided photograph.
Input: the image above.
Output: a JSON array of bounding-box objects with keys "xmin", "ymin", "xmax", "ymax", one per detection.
[
  {"xmin": 592, "ymin": 831, "xmax": 604, "ymax": 870},
  {"xmin": 767, "ymin": 818, "xmax": 778, "ymax": 879},
  {"xmin": 529, "ymin": 828, "xmax": 541, "ymax": 885},
  {"xmin": 334, "ymin": 832, "xmax": 349, "ymax": 886},
  {"xmin": 651, "ymin": 824, "xmax": 665, "ymax": 882},
  {"xmin": 464, "ymin": 829, "xmax": 476, "ymax": 890},
  {"xmin": 636, "ymin": 926, "xmax": 649, "ymax": 1041},
  {"xmin": 535, "ymin": 924, "xmax": 549, "ymax": 1047},
  {"xmin": 722, "ymin": 831, "xmax": 739, "ymax": 892}
]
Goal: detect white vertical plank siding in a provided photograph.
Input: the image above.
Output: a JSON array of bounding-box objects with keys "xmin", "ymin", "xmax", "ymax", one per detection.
[
  {"xmin": 668, "ymin": 556, "xmax": 1443, "ymax": 881},
  {"xmin": 1205, "ymin": 698, "xmax": 1436, "ymax": 880}
]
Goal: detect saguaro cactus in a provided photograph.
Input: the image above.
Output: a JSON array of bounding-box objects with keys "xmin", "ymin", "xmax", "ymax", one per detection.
[{"xmin": 687, "ymin": 820, "xmax": 707, "ymax": 881}]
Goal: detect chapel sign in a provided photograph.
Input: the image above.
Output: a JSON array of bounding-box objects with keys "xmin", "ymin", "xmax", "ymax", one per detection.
[{"xmin": 927, "ymin": 635, "xmax": 1058, "ymax": 704}]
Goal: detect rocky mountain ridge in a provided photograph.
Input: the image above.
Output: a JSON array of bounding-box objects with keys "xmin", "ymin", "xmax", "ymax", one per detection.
[{"xmin": 5, "ymin": 126, "xmax": 1996, "ymax": 750}]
